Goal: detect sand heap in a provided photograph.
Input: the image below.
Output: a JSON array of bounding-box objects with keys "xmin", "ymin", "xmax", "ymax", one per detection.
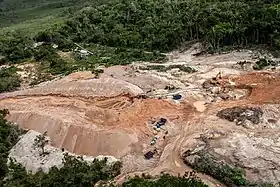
[
  {"xmin": 4, "ymin": 50, "xmax": 280, "ymax": 185},
  {"xmin": 0, "ymin": 70, "xmax": 194, "ymax": 158}
]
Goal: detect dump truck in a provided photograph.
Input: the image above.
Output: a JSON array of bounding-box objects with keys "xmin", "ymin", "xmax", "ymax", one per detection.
[
  {"xmin": 156, "ymin": 118, "xmax": 167, "ymax": 127},
  {"xmin": 173, "ymin": 94, "xmax": 182, "ymax": 100},
  {"xmin": 144, "ymin": 149, "xmax": 158, "ymax": 159},
  {"xmin": 144, "ymin": 151, "xmax": 154, "ymax": 159}
]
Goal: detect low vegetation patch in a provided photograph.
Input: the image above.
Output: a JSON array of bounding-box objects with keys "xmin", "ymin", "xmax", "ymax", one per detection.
[
  {"xmin": 183, "ymin": 149, "xmax": 247, "ymax": 186},
  {"xmin": 140, "ymin": 64, "xmax": 196, "ymax": 73},
  {"xmin": 253, "ymin": 57, "xmax": 279, "ymax": 70},
  {"xmin": 0, "ymin": 66, "xmax": 21, "ymax": 93},
  {"xmin": 112, "ymin": 173, "xmax": 208, "ymax": 187},
  {"xmin": 183, "ymin": 148, "xmax": 274, "ymax": 187},
  {"xmin": 5, "ymin": 154, "xmax": 122, "ymax": 187},
  {"xmin": 74, "ymin": 44, "xmax": 166, "ymax": 66},
  {"xmin": 0, "ymin": 109, "xmax": 23, "ymax": 184}
]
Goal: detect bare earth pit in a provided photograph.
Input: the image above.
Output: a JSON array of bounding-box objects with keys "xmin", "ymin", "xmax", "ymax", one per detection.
[{"xmin": 3, "ymin": 48, "xmax": 280, "ymax": 186}]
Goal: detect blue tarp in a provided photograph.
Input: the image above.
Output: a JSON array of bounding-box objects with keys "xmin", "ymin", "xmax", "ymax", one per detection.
[{"xmin": 173, "ymin": 94, "xmax": 182, "ymax": 100}]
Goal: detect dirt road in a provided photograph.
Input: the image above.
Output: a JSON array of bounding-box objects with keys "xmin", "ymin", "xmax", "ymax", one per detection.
[{"xmin": 2, "ymin": 47, "xmax": 280, "ymax": 185}]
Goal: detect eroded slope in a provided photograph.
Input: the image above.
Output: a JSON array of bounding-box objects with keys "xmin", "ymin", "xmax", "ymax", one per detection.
[{"xmin": 3, "ymin": 47, "xmax": 280, "ymax": 185}]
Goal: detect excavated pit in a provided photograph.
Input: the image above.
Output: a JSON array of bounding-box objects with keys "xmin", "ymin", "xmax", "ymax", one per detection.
[
  {"xmin": 217, "ymin": 107, "xmax": 263, "ymax": 125},
  {"xmin": 4, "ymin": 48, "xmax": 280, "ymax": 186},
  {"xmin": 1, "ymin": 94, "xmax": 193, "ymax": 158}
]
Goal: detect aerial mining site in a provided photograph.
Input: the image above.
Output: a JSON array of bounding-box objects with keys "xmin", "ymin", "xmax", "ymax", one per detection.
[{"xmin": 1, "ymin": 45, "xmax": 280, "ymax": 186}]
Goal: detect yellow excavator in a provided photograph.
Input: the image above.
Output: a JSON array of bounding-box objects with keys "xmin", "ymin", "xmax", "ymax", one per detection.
[
  {"xmin": 210, "ymin": 71, "xmax": 222, "ymax": 85},
  {"xmin": 216, "ymin": 71, "xmax": 222, "ymax": 80}
]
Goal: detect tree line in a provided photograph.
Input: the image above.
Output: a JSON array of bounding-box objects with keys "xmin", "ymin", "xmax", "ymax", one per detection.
[
  {"xmin": 37, "ymin": 0, "xmax": 280, "ymax": 51},
  {"xmin": 1, "ymin": 0, "xmax": 280, "ymax": 65}
]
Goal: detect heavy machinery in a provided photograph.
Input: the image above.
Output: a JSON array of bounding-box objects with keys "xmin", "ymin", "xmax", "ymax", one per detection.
[
  {"xmin": 210, "ymin": 71, "xmax": 222, "ymax": 85},
  {"xmin": 144, "ymin": 149, "xmax": 158, "ymax": 160}
]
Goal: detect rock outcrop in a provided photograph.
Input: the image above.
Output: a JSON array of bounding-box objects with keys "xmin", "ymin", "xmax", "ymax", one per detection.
[{"xmin": 9, "ymin": 130, "xmax": 118, "ymax": 173}]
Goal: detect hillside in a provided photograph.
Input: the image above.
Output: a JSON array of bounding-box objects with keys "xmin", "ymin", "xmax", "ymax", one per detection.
[
  {"xmin": 1, "ymin": 0, "xmax": 280, "ymax": 66},
  {"xmin": 1, "ymin": 0, "xmax": 280, "ymax": 186},
  {"xmin": 2, "ymin": 46, "xmax": 280, "ymax": 186},
  {"xmin": 0, "ymin": 0, "xmax": 86, "ymax": 27}
]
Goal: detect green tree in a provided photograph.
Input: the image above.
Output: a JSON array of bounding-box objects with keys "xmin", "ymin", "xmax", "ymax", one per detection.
[
  {"xmin": 0, "ymin": 109, "xmax": 22, "ymax": 182},
  {"xmin": 0, "ymin": 66, "xmax": 21, "ymax": 93},
  {"xmin": 5, "ymin": 154, "xmax": 122, "ymax": 187},
  {"xmin": 33, "ymin": 131, "xmax": 49, "ymax": 156}
]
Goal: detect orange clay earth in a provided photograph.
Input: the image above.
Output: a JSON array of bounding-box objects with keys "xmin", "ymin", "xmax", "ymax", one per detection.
[{"xmin": 3, "ymin": 49, "xmax": 280, "ymax": 186}]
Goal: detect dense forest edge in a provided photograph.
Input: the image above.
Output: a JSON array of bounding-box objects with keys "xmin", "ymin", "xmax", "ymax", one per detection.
[
  {"xmin": 1, "ymin": 0, "xmax": 280, "ymax": 65},
  {"xmin": 1, "ymin": 0, "xmax": 280, "ymax": 92},
  {"xmin": 3, "ymin": 0, "xmax": 280, "ymax": 51}
]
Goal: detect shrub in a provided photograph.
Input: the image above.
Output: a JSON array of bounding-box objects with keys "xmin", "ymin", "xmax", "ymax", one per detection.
[
  {"xmin": 5, "ymin": 154, "xmax": 122, "ymax": 187},
  {"xmin": 117, "ymin": 173, "xmax": 208, "ymax": 187},
  {"xmin": 0, "ymin": 67, "xmax": 21, "ymax": 93},
  {"xmin": 253, "ymin": 57, "xmax": 278, "ymax": 70},
  {"xmin": 183, "ymin": 150, "xmax": 247, "ymax": 186},
  {"xmin": 0, "ymin": 109, "xmax": 22, "ymax": 182}
]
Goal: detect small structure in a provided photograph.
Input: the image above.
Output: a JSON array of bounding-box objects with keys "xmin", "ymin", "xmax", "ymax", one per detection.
[
  {"xmin": 52, "ymin": 44, "xmax": 58, "ymax": 49},
  {"xmin": 74, "ymin": 43, "xmax": 94, "ymax": 58},
  {"xmin": 150, "ymin": 140, "xmax": 156, "ymax": 145},
  {"xmin": 80, "ymin": 50, "xmax": 89, "ymax": 57}
]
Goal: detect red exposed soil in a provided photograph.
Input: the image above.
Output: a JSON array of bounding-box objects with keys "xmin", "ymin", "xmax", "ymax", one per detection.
[
  {"xmin": 216, "ymin": 72, "xmax": 280, "ymax": 106},
  {"xmin": 4, "ymin": 60, "xmax": 280, "ymax": 186},
  {"xmin": 0, "ymin": 93, "xmax": 195, "ymax": 158}
]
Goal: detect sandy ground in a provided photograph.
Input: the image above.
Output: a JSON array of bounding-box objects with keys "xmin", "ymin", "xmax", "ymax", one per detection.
[{"xmin": 3, "ymin": 45, "xmax": 280, "ymax": 185}]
